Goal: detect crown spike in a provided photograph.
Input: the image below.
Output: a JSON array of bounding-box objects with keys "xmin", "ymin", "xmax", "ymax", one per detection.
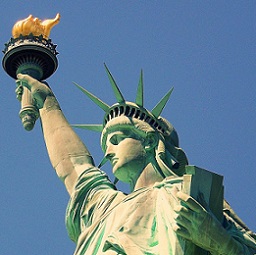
[
  {"xmin": 151, "ymin": 87, "xmax": 174, "ymax": 118},
  {"xmin": 104, "ymin": 63, "xmax": 125, "ymax": 103},
  {"xmin": 73, "ymin": 82, "xmax": 110, "ymax": 112},
  {"xmin": 71, "ymin": 124, "xmax": 103, "ymax": 132},
  {"xmin": 135, "ymin": 69, "xmax": 144, "ymax": 107}
]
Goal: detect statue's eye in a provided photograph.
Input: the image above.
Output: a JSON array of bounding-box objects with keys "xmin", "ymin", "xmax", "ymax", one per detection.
[{"xmin": 109, "ymin": 134, "xmax": 126, "ymax": 145}]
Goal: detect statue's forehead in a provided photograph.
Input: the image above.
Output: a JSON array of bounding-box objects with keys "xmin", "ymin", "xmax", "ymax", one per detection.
[
  {"xmin": 105, "ymin": 125, "xmax": 134, "ymax": 136},
  {"xmin": 101, "ymin": 119, "xmax": 150, "ymax": 151},
  {"xmin": 103, "ymin": 126, "xmax": 136, "ymax": 144},
  {"xmin": 106, "ymin": 127, "xmax": 140, "ymax": 140},
  {"xmin": 105, "ymin": 130, "xmax": 127, "ymax": 144}
]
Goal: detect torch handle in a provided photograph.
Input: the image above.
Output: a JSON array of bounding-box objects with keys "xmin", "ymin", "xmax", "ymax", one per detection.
[{"xmin": 18, "ymin": 81, "xmax": 39, "ymax": 131}]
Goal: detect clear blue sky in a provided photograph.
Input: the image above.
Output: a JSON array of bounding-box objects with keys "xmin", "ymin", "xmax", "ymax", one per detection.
[{"xmin": 0, "ymin": 1, "xmax": 255, "ymax": 254}]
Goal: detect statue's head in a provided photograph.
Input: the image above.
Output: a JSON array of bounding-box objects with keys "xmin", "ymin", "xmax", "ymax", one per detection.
[{"xmin": 73, "ymin": 65, "xmax": 188, "ymax": 181}]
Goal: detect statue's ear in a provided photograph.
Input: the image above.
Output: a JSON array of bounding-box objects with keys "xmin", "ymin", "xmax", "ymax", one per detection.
[{"xmin": 144, "ymin": 132, "xmax": 158, "ymax": 151}]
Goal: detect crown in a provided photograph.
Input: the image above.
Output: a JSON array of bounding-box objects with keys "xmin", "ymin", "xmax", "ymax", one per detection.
[{"xmin": 72, "ymin": 64, "xmax": 174, "ymax": 137}]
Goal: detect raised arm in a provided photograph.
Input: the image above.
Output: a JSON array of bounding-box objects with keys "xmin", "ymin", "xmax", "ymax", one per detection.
[{"xmin": 17, "ymin": 74, "xmax": 95, "ymax": 195}]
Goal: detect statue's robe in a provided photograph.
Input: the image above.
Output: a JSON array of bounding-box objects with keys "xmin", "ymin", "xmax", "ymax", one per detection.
[{"xmin": 66, "ymin": 167, "xmax": 256, "ymax": 255}]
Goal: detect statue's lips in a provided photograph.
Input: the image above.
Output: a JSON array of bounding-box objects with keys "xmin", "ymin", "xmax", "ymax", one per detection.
[{"xmin": 111, "ymin": 158, "xmax": 118, "ymax": 166}]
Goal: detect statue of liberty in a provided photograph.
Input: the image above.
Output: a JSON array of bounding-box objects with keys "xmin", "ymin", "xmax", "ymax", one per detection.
[
  {"xmin": 15, "ymin": 66, "xmax": 256, "ymax": 254},
  {"xmin": 4, "ymin": 13, "xmax": 256, "ymax": 255}
]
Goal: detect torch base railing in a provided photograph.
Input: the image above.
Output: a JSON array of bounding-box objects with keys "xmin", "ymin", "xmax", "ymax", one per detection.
[{"xmin": 2, "ymin": 34, "xmax": 58, "ymax": 130}]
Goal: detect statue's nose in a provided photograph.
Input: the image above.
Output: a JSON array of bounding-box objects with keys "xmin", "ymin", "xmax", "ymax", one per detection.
[{"xmin": 105, "ymin": 152, "xmax": 115, "ymax": 162}]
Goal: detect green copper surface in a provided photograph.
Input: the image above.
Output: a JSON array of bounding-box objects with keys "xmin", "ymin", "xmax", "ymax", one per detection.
[
  {"xmin": 135, "ymin": 69, "xmax": 144, "ymax": 107},
  {"xmin": 151, "ymin": 87, "xmax": 174, "ymax": 118},
  {"xmin": 73, "ymin": 82, "xmax": 110, "ymax": 112},
  {"xmin": 104, "ymin": 63, "xmax": 125, "ymax": 103}
]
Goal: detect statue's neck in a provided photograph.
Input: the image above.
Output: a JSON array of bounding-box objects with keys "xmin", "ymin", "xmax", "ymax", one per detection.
[{"xmin": 131, "ymin": 163, "xmax": 164, "ymax": 192}]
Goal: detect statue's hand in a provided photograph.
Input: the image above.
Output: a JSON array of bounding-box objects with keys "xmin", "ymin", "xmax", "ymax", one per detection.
[
  {"xmin": 15, "ymin": 83, "xmax": 23, "ymax": 102},
  {"xmin": 173, "ymin": 191, "xmax": 243, "ymax": 254},
  {"xmin": 16, "ymin": 74, "xmax": 54, "ymax": 109}
]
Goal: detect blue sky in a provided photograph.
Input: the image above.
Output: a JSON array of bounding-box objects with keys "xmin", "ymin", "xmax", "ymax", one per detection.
[{"xmin": 0, "ymin": 1, "xmax": 255, "ymax": 254}]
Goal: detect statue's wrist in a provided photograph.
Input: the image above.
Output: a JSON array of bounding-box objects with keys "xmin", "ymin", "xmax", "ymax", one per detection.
[{"xmin": 42, "ymin": 95, "xmax": 61, "ymax": 112}]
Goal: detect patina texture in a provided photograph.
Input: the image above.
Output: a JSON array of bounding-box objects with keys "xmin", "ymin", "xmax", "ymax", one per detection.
[{"xmin": 14, "ymin": 72, "xmax": 256, "ymax": 255}]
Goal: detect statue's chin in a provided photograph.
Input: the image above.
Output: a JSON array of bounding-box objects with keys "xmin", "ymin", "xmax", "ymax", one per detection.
[{"xmin": 113, "ymin": 167, "xmax": 130, "ymax": 184}]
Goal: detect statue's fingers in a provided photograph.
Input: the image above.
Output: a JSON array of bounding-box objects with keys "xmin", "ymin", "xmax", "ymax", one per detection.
[
  {"xmin": 15, "ymin": 85, "xmax": 23, "ymax": 101},
  {"xmin": 174, "ymin": 212, "xmax": 191, "ymax": 228},
  {"xmin": 174, "ymin": 204, "xmax": 192, "ymax": 219},
  {"xmin": 172, "ymin": 223, "xmax": 191, "ymax": 241},
  {"xmin": 17, "ymin": 74, "xmax": 39, "ymax": 90},
  {"xmin": 176, "ymin": 191, "xmax": 204, "ymax": 213}
]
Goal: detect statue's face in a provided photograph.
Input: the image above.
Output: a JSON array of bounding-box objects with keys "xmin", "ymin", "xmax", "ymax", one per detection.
[{"xmin": 105, "ymin": 130, "xmax": 147, "ymax": 183}]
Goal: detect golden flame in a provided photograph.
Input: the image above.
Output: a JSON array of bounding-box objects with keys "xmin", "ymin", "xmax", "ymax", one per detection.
[{"xmin": 12, "ymin": 13, "xmax": 60, "ymax": 39}]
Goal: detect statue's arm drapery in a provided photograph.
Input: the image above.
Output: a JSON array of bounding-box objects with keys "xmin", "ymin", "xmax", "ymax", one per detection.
[
  {"xmin": 221, "ymin": 202, "xmax": 256, "ymax": 254},
  {"xmin": 208, "ymin": 200, "xmax": 256, "ymax": 254}
]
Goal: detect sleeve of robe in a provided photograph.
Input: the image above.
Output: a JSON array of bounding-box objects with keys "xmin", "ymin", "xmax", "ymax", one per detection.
[
  {"xmin": 65, "ymin": 166, "xmax": 125, "ymax": 243},
  {"xmin": 219, "ymin": 200, "xmax": 256, "ymax": 254}
]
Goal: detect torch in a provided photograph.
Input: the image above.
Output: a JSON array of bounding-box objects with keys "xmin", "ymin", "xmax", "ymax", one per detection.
[{"xmin": 2, "ymin": 14, "xmax": 60, "ymax": 131}]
